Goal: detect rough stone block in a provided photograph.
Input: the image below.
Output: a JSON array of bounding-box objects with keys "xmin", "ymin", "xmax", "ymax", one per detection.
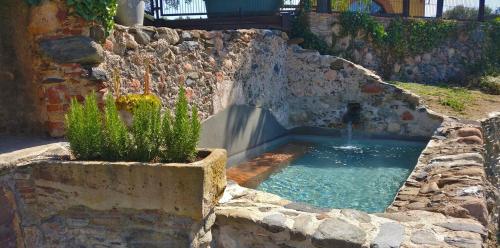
[{"xmin": 39, "ymin": 36, "xmax": 104, "ymax": 65}]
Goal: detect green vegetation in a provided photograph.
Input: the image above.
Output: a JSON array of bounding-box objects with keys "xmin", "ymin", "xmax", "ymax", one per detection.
[
  {"xmin": 392, "ymin": 82, "xmax": 473, "ymax": 112},
  {"xmin": 443, "ymin": 5, "xmax": 493, "ymax": 20},
  {"xmin": 337, "ymin": 12, "xmax": 458, "ymax": 57},
  {"xmin": 65, "ymin": 87, "xmax": 201, "ymax": 163},
  {"xmin": 26, "ymin": 0, "xmax": 117, "ymax": 36},
  {"xmin": 116, "ymin": 94, "xmax": 162, "ymax": 112},
  {"xmin": 102, "ymin": 95, "xmax": 129, "ymax": 161},
  {"xmin": 290, "ymin": 0, "xmax": 332, "ymax": 54},
  {"xmin": 65, "ymin": 92, "xmax": 103, "ymax": 160},
  {"xmin": 161, "ymin": 87, "xmax": 201, "ymax": 162}
]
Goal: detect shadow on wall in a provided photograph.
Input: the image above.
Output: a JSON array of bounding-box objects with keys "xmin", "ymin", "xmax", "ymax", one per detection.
[
  {"xmin": 0, "ymin": 0, "xmax": 42, "ymax": 135},
  {"xmin": 199, "ymin": 104, "xmax": 287, "ymax": 157}
]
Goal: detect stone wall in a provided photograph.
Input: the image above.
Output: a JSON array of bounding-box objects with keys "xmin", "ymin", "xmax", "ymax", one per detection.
[
  {"xmin": 286, "ymin": 45, "xmax": 443, "ymax": 137},
  {"xmin": 0, "ymin": 1, "xmax": 42, "ymax": 135},
  {"xmin": 20, "ymin": 0, "xmax": 444, "ymax": 140},
  {"xmin": 308, "ymin": 12, "xmax": 487, "ymax": 83},
  {"xmin": 0, "ymin": 148, "xmax": 226, "ymax": 247}
]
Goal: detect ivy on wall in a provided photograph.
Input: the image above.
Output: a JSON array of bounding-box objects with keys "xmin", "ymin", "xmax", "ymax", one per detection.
[
  {"xmin": 337, "ymin": 12, "xmax": 458, "ymax": 57},
  {"xmin": 26, "ymin": 0, "xmax": 118, "ymax": 36},
  {"xmin": 290, "ymin": 0, "xmax": 332, "ymax": 54}
]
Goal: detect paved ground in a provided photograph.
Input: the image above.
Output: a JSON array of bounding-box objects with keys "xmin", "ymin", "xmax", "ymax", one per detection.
[{"xmin": 0, "ymin": 135, "xmax": 68, "ymax": 168}]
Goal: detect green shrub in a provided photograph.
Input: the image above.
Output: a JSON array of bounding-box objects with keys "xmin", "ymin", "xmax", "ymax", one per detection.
[
  {"xmin": 65, "ymin": 92, "xmax": 103, "ymax": 160},
  {"xmin": 161, "ymin": 87, "xmax": 201, "ymax": 162},
  {"xmin": 102, "ymin": 95, "xmax": 130, "ymax": 161},
  {"xmin": 66, "ymin": 89, "xmax": 201, "ymax": 163},
  {"xmin": 130, "ymin": 99, "xmax": 162, "ymax": 162}
]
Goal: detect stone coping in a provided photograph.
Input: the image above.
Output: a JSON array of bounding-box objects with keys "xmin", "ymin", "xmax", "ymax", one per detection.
[
  {"xmin": 215, "ymin": 181, "xmax": 486, "ymax": 248},
  {"xmin": 14, "ymin": 148, "xmax": 227, "ymax": 220},
  {"xmin": 215, "ymin": 118, "xmax": 496, "ymax": 247}
]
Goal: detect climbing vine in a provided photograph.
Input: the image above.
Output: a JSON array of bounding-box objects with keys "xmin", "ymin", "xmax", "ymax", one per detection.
[
  {"xmin": 26, "ymin": 0, "xmax": 118, "ymax": 36},
  {"xmin": 290, "ymin": 0, "xmax": 332, "ymax": 54},
  {"xmin": 337, "ymin": 12, "xmax": 458, "ymax": 57}
]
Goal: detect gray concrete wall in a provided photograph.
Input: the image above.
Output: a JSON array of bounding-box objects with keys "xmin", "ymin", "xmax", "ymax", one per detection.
[{"xmin": 199, "ymin": 104, "xmax": 287, "ymax": 157}]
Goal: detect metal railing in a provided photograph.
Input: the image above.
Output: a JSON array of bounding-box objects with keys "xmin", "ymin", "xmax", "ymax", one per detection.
[
  {"xmin": 146, "ymin": 0, "xmax": 302, "ymax": 19},
  {"xmin": 145, "ymin": 0, "xmax": 498, "ymax": 21}
]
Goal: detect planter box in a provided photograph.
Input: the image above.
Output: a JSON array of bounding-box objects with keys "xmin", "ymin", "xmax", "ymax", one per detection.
[
  {"xmin": 29, "ymin": 149, "xmax": 227, "ymax": 220},
  {"xmin": 204, "ymin": 0, "xmax": 282, "ymax": 17}
]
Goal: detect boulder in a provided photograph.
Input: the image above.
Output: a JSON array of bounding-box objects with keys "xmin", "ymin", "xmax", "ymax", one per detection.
[{"xmin": 39, "ymin": 36, "xmax": 104, "ymax": 65}]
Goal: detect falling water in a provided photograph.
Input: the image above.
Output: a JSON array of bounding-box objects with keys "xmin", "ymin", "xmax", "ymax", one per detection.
[{"xmin": 347, "ymin": 121, "xmax": 353, "ymax": 145}]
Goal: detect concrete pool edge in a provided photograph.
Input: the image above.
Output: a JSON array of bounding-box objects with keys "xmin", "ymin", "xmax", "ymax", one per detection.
[{"xmin": 215, "ymin": 118, "xmax": 497, "ymax": 248}]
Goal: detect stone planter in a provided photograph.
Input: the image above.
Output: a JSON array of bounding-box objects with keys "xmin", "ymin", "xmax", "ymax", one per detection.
[
  {"xmin": 10, "ymin": 149, "xmax": 227, "ymax": 246},
  {"xmin": 30, "ymin": 149, "xmax": 227, "ymax": 220},
  {"xmin": 116, "ymin": 0, "xmax": 145, "ymax": 26}
]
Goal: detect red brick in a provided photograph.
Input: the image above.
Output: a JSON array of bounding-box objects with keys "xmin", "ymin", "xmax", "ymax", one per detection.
[
  {"xmin": 47, "ymin": 104, "xmax": 63, "ymax": 112},
  {"xmin": 401, "ymin": 111, "xmax": 414, "ymax": 121}
]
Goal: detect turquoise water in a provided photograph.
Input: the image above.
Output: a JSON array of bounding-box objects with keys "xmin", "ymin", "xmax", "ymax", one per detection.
[{"xmin": 256, "ymin": 135, "xmax": 427, "ymax": 213}]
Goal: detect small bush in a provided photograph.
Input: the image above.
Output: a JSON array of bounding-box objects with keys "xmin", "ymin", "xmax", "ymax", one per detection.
[
  {"xmin": 65, "ymin": 92, "xmax": 103, "ymax": 160},
  {"xmin": 65, "ymin": 88, "xmax": 201, "ymax": 163},
  {"xmin": 102, "ymin": 95, "xmax": 130, "ymax": 161},
  {"xmin": 161, "ymin": 87, "xmax": 201, "ymax": 162},
  {"xmin": 130, "ymin": 99, "xmax": 162, "ymax": 162}
]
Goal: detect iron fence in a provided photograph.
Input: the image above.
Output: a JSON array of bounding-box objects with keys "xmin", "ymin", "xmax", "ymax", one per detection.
[{"xmin": 145, "ymin": 0, "xmax": 498, "ymax": 21}]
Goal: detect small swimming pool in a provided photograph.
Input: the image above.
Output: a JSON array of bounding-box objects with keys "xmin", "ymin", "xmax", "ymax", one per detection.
[{"xmin": 256, "ymin": 135, "xmax": 427, "ymax": 213}]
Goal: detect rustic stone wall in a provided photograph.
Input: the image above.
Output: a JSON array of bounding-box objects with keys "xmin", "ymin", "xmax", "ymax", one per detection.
[
  {"xmin": 308, "ymin": 12, "xmax": 487, "ymax": 83},
  {"xmin": 286, "ymin": 46, "xmax": 443, "ymax": 138},
  {"xmin": 101, "ymin": 25, "xmax": 290, "ymax": 126},
  {"xmin": 0, "ymin": 0, "xmax": 42, "ymax": 135},
  {"xmin": 0, "ymin": 148, "xmax": 226, "ymax": 248}
]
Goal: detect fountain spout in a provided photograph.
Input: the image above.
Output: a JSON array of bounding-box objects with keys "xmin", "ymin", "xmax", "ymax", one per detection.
[{"xmin": 342, "ymin": 103, "xmax": 362, "ymax": 124}]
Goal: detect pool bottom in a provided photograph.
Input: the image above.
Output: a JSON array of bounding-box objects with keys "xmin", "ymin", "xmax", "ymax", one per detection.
[{"xmin": 249, "ymin": 135, "xmax": 427, "ymax": 213}]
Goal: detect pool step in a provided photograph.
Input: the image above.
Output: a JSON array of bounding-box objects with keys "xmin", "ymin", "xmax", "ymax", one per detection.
[{"xmin": 226, "ymin": 142, "xmax": 310, "ymax": 188}]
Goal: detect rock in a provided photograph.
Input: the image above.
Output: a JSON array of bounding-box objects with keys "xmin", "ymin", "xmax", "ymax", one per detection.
[
  {"xmin": 459, "ymin": 199, "xmax": 488, "ymax": 226},
  {"xmin": 420, "ymin": 182, "xmax": 439, "ymax": 194},
  {"xmin": 435, "ymin": 222, "xmax": 487, "ymax": 235},
  {"xmin": 457, "ymin": 127, "xmax": 483, "ymax": 139},
  {"xmin": 457, "ymin": 136, "xmax": 483, "ymax": 145},
  {"xmin": 442, "ymin": 205, "xmax": 470, "ymax": 218},
  {"xmin": 260, "ymin": 213, "xmax": 287, "ymax": 233},
  {"xmin": 291, "ymin": 214, "xmax": 316, "ymax": 241},
  {"xmin": 130, "ymin": 28, "xmax": 151, "ymax": 45},
  {"xmin": 155, "ymin": 27, "xmax": 180, "ymax": 45},
  {"xmin": 39, "ymin": 36, "xmax": 104, "ymax": 64},
  {"xmin": 444, "ymin": 237, "xmax": 482, "ymax": 248},
  {"xmin": 87, "ymin": 67, "xmax": 108, "ymax": 81},
  {"xmin": 430, "ymin": 153, "xmax": 484, "ymax": 164},
  {"xmin": 284, "ymin": 202, "xmax": 328, "ymax": 214},
  {"xmin": 370, "ymin": 222, "xmax": 405, "ymax": 248},
  {"xmin": 312, "ymin": 218, "xmax": 366, "ymax": 248},
  {"xmin": 181, "ymin": 31, "xmax": 192, "ymax": 41},
  {"xmin": 124, "ymin": 33, "xmax": 139, "ymax": 50},
  {"xmin": 410, "ymin": 230, "xmax": 441, "ymax": 245},
  {"xmin": 90, "ymin": 25, "xmax": 106, "ymax": 43},
  {"xmin": 340, "ymin": 209, "xmax": 371, "ymax": 223}
]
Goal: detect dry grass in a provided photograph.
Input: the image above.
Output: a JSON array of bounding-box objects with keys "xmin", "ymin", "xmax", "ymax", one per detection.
[{"xmin": 392, "ymin": 81, "xmax": 500, "ymax": 121}]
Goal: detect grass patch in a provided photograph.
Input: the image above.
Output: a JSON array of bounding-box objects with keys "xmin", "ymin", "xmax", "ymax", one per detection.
[{"xmin": 391, "ymin": 82, "xmax": 473, "ymax": 112}]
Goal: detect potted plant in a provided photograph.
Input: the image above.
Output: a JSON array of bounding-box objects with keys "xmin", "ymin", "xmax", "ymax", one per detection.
[
  {"xmin": 116, "ymin": 0, "xmax": 145, "ymax": 26},
  {"xmin": 204, "ymin": 0, "xmax": 283, "ymax": 17}
]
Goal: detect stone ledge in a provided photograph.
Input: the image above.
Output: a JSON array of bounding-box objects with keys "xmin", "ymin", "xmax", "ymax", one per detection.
[{"xmin": 214, "ymin": 182, "xmax": 486, "ymax": 248}]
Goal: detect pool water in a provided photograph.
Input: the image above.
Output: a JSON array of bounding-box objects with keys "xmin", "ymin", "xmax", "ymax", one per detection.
[{"xmin": 256, "ymin": 135, "xmax": 427, "ymax": 213}]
